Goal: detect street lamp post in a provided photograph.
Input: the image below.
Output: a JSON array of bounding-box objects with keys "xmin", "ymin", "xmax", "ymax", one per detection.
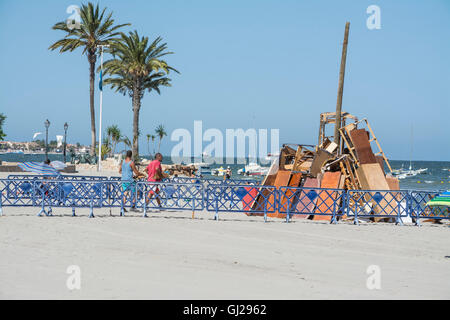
[
  {"xmin": 97, "ymin": 44, "xmax": 110, "ymax": 171},
  {"xmin": 44, "ymin": 119, "xmax": 50, "ymax": 162},
  {"xmin": 63, "ymin": 122, "xmax": 69, "ymax": 163}
]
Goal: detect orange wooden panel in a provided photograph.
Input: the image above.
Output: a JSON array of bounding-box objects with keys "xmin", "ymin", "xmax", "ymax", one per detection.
[
  {"xmin": 242, "ymin": 187, "xmax": 258, "ymax": 211},
  {"xmin": 294, "ymin": 177, "xmax": 319, "ymax": 219},
  {"xmin": 349, "ymin": 129, "xmax": 377, "ymax": 164},
  {"xmin": 277, "ymin": 172, "xmax": 303, "ymax": 217},
  {"xmin": 357, "ymin": 164, "xmax": 395, "ymax": 222},
  {"xmin": 267, "ymin": 170, "xmax": 302, "ymax": 218},
  {"xmin": 386, "ymin": 177, "xmax": 400, "ymax": 190},
  {"xmin": 313, "ymin": 172, "xmax": 341, "ymax": 221}
]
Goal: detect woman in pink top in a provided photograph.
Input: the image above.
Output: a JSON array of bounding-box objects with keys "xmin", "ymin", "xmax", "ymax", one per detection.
[{"xmin": 145, "ymin": 153, "xmax": 163, "ymax": 206}]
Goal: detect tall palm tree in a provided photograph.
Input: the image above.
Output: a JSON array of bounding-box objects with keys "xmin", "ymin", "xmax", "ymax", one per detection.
[
  {"xmin": 102, "ymin": 30, "xmax": 178, "ymax": 159},
  {"xmin": 155, "ymin": 124, "xmax": 167, "ymax": 153},
  {"xmin": 49, "ymin": 2, "xmax": 130, "ymax": 156},
  {"xmin": 150, "ymin": 134, "xmax": 156, "ymax": 156},
  {"xmin": 146, "ymin": 134, "xmax": 152, "ymax": 156},
  {"xmin": 0, "ymin": 113, "xmax": 6, "ymax": 141}
]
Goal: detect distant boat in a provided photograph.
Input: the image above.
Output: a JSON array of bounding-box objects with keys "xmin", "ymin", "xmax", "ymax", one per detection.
[
  {"xmin": 211, "ymin": 166, "xmax": 226, "ymax": 176},
  {"xmin": 188, "ymin": 152, "xmax": 211, "ymax": 169},
  {"xmin": 395, "ymin": 168, "xmax": 428, "ymax": 180},
  {"xmin": 393, "ymin": 126, "xmax": 427, "ymax": 179},
  {"xmin": 238, "ymin": 163, "xmax": 269, "ymax": 176}
]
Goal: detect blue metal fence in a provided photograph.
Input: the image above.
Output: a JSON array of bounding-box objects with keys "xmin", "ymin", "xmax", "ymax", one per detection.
[
  {"xmin": 409, "ymin": 190, "xmax": 450, "ymax": 225},
  {"xmin": 278, "ymin": 186, "xmax": 347, "ymax": 223},
  {"xmin": 205, "ymin": 184, "xmax": 277, "ymax": 221},
  {"xmin": 0, "ymin": 179, "xmax": 35, "ymax": 208},
  {"xmin": 7, "ymin": 174, "xmax": 109, "ymax": 181},
  {"xmin": 0, "ymin": 177, "xmax": 448, "ymax": 224},
  {"xmin": 32, "ymin": 180, "xmax": 108, "ymax": 217},
  {"xmin": 346, "ymin": 190, "xmax": 409, "ymax": 225},
  {"xmin": 134, "ymin": 181, "xmax": 204, "ymax": 217}
]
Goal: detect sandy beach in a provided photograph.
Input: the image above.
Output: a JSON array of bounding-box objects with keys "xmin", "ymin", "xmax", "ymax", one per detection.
[{"xmin": 0, "ymin": 171, "xmax": 449, "ymax": 299}]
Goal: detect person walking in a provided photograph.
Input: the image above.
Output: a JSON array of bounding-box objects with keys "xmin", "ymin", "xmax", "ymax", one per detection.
[
  {"xmin": 119, "ymin": 150, "xmax": 141, "ymax": 212},
  {"xmin": 146, "ymin": 153, "xmax": 164, "ymax": 207},
  {"xmin": 224, "ymin": 166, "xmax": 232, "ymax": 180}
]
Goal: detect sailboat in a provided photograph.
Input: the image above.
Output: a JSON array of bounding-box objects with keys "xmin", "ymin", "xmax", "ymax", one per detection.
[{"xmin": 393, "ymin": 126, "xmax": 427, "ymax": 179}]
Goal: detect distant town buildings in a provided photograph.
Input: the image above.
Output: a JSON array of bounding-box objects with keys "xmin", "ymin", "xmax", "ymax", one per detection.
[{"xmin": 0, "ymin": 140, "xmax": 88, "ymax": 154}]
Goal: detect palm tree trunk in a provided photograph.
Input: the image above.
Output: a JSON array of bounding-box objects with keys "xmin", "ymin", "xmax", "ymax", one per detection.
[
  {"xmin": 132, "ymin": 85, "xmax": 141, "ymax": 161},
  {"xmin": 88, "ymin": 51, "xmax": 97, "ymax": 156}
]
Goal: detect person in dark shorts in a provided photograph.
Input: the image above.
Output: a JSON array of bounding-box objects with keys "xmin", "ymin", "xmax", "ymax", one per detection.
[{"xmin": 119, "ymin": 150, "xmax": 142, "ymax": 212}]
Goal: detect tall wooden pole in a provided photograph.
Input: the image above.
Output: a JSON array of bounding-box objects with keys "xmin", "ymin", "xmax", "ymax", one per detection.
[{"xmin": 334, "ymin": 22, "xmax": 350, "ymax": 154}]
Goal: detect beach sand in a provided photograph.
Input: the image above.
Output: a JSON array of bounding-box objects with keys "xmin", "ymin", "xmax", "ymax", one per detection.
[{"xmin": 0, "ymin": 171, "xmax": 449, "ymax": 299}]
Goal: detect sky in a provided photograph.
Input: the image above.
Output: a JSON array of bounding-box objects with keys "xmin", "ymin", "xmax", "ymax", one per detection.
[{"xmin": 0, "ymin": 0, "xmax": 449, "ymax": 161}]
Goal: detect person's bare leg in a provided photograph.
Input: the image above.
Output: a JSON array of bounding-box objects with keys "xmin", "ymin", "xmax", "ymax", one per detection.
[
  {"xmin": 146, "ymin": 190, "xmax": 153, "ymax": 205},
  {"xmin": 156, "ymin": 191, "xmax": 161, "ymax": 207},
  {"xmin": 122, "ymin": 191, "xmax": 129, "ymax": 212}
]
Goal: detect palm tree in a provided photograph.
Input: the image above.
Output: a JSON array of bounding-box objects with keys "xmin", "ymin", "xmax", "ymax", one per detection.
[
  {"xmin": 107, "ymin": 124, "xmax": 121, "ymax": 155},
  {"xmin": 146, "ymin": 134, "xmax": 152, "ymax": 156},
  {"xmin": 120, "ymin": 135, "xmax": 132, "ymax": 152},
  {"xmin": 102, "ymin": 30, "xmax": 178, "ymax": 159},
  {"xmin": 155, "ymin": 124, "xmax": 167, "ymax": 153},
  {"xmin": 150, "ymin": 134, "xmax": 156, "ymax": 156},
  {"xmin": 49, "ymin": 2, "xmax": 130, "ymax": 156},
  {"xmin": 0, "ymin": 113, "xmax": 6, "ymax": 141}
]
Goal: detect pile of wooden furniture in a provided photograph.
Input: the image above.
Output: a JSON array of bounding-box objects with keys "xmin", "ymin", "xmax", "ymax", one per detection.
[{"xmin": 253, "ymin": 112, "xmax": 400, "ymax": 222}]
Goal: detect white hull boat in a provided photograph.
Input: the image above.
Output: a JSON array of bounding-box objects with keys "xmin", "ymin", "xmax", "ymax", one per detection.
[{"xmin": 238, "ymin": 163, "xmax": 270, "ymax": 176}]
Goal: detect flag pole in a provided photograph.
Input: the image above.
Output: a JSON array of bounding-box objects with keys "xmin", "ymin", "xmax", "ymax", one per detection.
[{"xmin": 97, "ymin": 44, "xmax": 109, "ymax": 171}]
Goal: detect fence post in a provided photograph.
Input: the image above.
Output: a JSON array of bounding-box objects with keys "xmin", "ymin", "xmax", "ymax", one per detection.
[
  {"xmin": 192, "ymin": 196, "xmax": 195, "ymax": 219},
  {"xmin": 214, "ymin": 192, "xmax": 219, "ymax": 221},
  {"xmin": 395, "ymin": 192, "xmax": 404, "ymax": 226},
  {"xmin": 37, "ymin": 186, "xmax": 46, "ymax": 217},
  {"xmin": 72, "ymin": 207, "xmax": 76, "ymax": 217},
  {"xmin": 285, "ymin": 189, "xmax": 290, "ymax": 223},
  {"xmin": 264, "ymin": 192, "xmax": 267, "ymax": 223},
  {"xmin": 120, "ymin": 186, "xmax": 125, "ymax": 217},
  {"xmin": 353, "ymin": 192, "xmax": 359, "ymax": 226},
  {"xmin": 330, "ymin": 190, "xmax": 338, "ymax": 224},
  {"xmin": 143, "ymin": 185, "xmax": 148, "ymax": 218},
  {"xmin": 89, "ymin": 195, "xmax": 94, "ymax": 218},
  {"xmin": 411, "ymin": 191, "xmax": 421, "ymax": 227},
  {"xmin": 0, "ymin": 191, "xmax": 3, "ymax": 216},
  {"xmin": 108, "ymin": 182, "xmax": 113, "ymax": 216}
]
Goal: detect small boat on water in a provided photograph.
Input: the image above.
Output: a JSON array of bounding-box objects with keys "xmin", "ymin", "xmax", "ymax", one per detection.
[
  {"xmin": 188, "ymin": 153, "xmax": 212, "ymax": 170},
  {"xmin": 188, "ymin": 162, "xmax": 211, "ymax": 170},
  {"xmin": 393, "ymin": 166, "xmax": 428, "ymax": 179},
  {"xmin": 238, "ymin": 163, "xmax": 269, "ymax": 176},
  {"xmin": 211, "ymin": 166, "xmax": 226, "ymax": 176},
  {"xmin": 394, "ymin": 126, "xmax": 428, "ymax": 180}
]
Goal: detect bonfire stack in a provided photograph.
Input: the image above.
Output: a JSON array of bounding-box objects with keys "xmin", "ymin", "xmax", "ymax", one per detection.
[{"xmin": 253, "ymin": 115, "xmax": 400, "ymax": 222}]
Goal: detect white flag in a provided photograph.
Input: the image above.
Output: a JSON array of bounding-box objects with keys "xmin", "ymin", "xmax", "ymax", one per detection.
[{"xmin": 56, "ymin": 135, "xmax": 64, "ymax": 148}]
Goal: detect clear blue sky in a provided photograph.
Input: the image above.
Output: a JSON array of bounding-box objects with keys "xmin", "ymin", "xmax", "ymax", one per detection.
[{"xmin": 0, "ymin": 0, "xmax": 449, "ymax": 161}]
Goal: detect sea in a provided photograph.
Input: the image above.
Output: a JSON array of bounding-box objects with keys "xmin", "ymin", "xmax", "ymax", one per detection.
[{"xmin": 1, "ymin": 153, "xmax": 449, "ymax": 191}]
